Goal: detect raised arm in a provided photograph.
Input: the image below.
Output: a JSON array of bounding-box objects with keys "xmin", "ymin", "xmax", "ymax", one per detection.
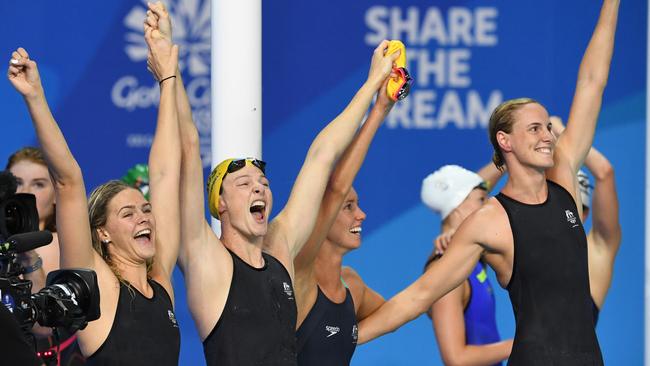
[
  {"xmin": 143, "ymin": 3, "xmax": 182, "ymax": 287},
  {"xmin": 143, "ymin": 1, "xmax": 227, "ymax": 271},
  {"xmin": 8, "ymin": 48, "xmax": 94, "ymax": 269},
  {"xmin": 554, "ymin": 0, "xmax": 619, "ymax": 176},
  {"xmin": 267, "ymin": 41, "xmax": 399, "ymax": 268},
  {"xmin": 294, "ymin": 84, "xmax": 394, "ymax": 277},
  {"xmin": 585, "ymin": 147, "xmax": 621, "ymax": 250},
  {"xmin": 357, "ymin": 211, "xmax": 486, "ymax": 344}
]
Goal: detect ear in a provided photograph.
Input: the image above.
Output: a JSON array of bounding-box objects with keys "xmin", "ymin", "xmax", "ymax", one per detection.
[
  {"xmin": 218, "ymin": 193, "xmax": 227, "ymax": 219},
  {"xmin": 496, "ymin": 130, "xmax": 512, "ymax": 153},
  {"xmin": 97, "ymin": 227, "xmax": 111, "ymax": 244}
]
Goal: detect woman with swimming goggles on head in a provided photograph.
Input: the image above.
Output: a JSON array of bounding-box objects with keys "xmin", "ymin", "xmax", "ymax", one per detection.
[
  {"xmin": 176, "ymin": 34, "xmax": 399, "ymax": 365},
  {"xmin": 7, "ymin": 3, "xmax": 183, "ymax": 364}
]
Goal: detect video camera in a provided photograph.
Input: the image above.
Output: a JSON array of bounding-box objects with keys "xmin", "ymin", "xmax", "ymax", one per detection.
[{"xmin": 0, "ymin": 170, "xmax": 100, "ymax": 336}]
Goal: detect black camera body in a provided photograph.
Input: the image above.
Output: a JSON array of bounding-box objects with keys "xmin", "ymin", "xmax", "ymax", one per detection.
[{"xmin": 0, "ymin": 171, "xmax": 100, "ymax": 336}]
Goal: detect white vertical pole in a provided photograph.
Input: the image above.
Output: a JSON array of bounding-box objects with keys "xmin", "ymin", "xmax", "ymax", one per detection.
[{"xmin": 211, "ymin": 0, "xmax": 262, "ymax": 231}]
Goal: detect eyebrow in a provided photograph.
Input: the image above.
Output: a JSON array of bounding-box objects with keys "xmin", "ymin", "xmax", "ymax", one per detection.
[{"xmin": 118, "ymin": 205, "xmax": 136, "ymax": 214}]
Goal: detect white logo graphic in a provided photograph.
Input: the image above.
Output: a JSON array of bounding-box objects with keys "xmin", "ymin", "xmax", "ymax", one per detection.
[
  {"xmin": 565, "ymin": 210, "xmax": 578, "ymax": 227},
  {"xmin": 325, "ymin": 325, "xmax": 340, "ymax": 338},
  {"xmin": 114, "ymin": 0, "xmax": 212, "ymax": 167},
  {"xmin": 168, "ymin": 309, "xmax": 179, "ymax": 327},
  {"xmin": 283, "ymin": 282, "xmax": 294, "ymax": 298},
  {"xmin": 351, "ymin": 325, "xmax": 358, "ymax": 343}
]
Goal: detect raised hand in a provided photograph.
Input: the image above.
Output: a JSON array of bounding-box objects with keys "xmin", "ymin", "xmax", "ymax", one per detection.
[
  {"xmin": 366, "ymin": 40, "xmax": 400, "ymax": 91},
  {"xmin": 146, "ymin": 1, "xmax": 172, "ymax": 42},
  {"xmin": 434, "ymin": 228, "xmax": 456, "ymax": 255},
  {"xmin": 7, "ymin": 48, "xmax": 43, "ymax": 99},
  {"xmin": 144, "ymin": 20, "xmax": 179, "ymax": 82}
]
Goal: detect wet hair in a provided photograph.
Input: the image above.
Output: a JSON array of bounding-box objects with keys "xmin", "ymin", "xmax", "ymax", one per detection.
[
  {"xmin": 88, "ymin": 180, "xmax": 153, "ymax": 282},
  {"xmin": 6, "ymin": 146, "xmax": 56, "ymax": 232},
  {"xmin": 488, "ymin": 98, "xmax": 540, "ymax": 171}
]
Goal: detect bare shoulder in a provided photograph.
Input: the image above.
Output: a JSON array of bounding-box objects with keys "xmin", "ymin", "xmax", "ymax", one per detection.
[
  {"xmin": 464, "ymin": 198, "xmax": 511, "ymax": 255},
  {"xmin": 342, "ymin": 266, "xmax": 364, "ymax": 287}
]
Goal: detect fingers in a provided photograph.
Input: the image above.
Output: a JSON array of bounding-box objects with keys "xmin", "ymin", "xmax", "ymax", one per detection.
[
  {"xmin": 17, "ymin": 47, "xmax": 29, "ymax": 59},
  {"xmin": 148, "ymin": 1, "xmax": 168, "ymax": 19},
  {"xmin": 389, "ymin": 49, "xmax": 401, "ymax": 63},
  {"xmin": 145, "ymin": 10, "xmax": 158, "ymax": 29},
  {"xmin": 374, "ymin": 40, "xmax": 390, "ymax": 54}
]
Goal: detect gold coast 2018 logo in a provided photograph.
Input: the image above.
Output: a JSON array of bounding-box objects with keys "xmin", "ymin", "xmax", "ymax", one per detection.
[{"xmin": 113, "ymin": 0, "xmax": 212, "ymax": 167}]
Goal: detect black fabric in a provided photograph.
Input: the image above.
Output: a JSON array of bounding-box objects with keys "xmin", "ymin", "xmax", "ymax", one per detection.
[
  {"xmin": 86, "ymin": 280, "xmax": 180, "ymax": 366},
  {"xmin": 296, "ymin": 286, "xmax": 357, "ymax": 366},
  {"xmin": 203, "ymin": 249, "xmax": 298, "ymax": 366},
  {"xmin": 496, "ymin": 180, "xmax": 603, "ymax": 366},
  {"xmin": 592, "ymin": 298, "xmax": 600, "ymax": 326},
  {"xmin": 0, "ymin": 303, "xmax": 41, "ymax": 366}
]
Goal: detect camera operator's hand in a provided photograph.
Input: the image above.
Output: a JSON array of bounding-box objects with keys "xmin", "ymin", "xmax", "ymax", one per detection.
[{"xmin": 7, "ymin": 48, "xmax": 44, "ymax": 100}]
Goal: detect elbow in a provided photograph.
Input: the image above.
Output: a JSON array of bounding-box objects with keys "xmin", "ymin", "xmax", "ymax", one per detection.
[
  {"xmin": 181, "ymin": 128, "xmax": 200, "ymax": 153},
  {"xmin": 594, "ymin": 163, "xmax": 614, "ymax": 181},
  {"xmin": 576, "ymin": 74, "xmax": 608, "ymax": 92},
  {"xmin": 52, "ymin": 162, "xmax": 84, "ymax": 190}
]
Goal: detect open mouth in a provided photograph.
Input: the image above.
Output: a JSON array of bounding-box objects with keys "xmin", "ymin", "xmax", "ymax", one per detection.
[
  {"xmin": 349, "ymin": 226, "xmax": 362, "ymax": 235},
  {"xmin": 535, "ymin": 147, "xmax": 552, "ymax": 155},
  {"xmin": 134, "ymin": 228, "xmax": 152, "ymax": 244},
  {"xmin": 250, "ymin": 200, "xmax": 266, "ymax": 222}
]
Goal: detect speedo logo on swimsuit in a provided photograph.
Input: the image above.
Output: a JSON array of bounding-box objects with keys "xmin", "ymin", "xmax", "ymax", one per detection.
[
  {"xmin": 565, "ymin": 210, "xmax": 579, "ymax": 228},
  {"xmin": 282, "ymin": 282, "xmax": 294, "ymax": 299},
  {"xmin": 325, "ymin": 325, "xmax": 340, "ymax": 338}
]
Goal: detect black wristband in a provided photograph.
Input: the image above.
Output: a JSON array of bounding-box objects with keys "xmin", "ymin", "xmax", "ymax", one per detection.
[
  {"xmin": 159, "ymin": 75, "xmax": 176, "ymax": 86},
  {"xmin": 23, "ymin": 256, "xmax": 43, "ymax": 274}
]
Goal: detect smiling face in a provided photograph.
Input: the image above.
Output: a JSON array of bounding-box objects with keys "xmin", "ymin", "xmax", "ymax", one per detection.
[
  {"xmin": 9, "ymin": 159, "xmax": 55, "ymax": 229},
  {"xmin": 219, "ymin": 164, "xmax": 272, "ymax": 239},
  {"xmin": 99, "ymin": 187, "xmax": 156, "ymax": 265},
  {"xmin": 497, "ymin": 103, "xmax": 556, "ymax": 170},
  {"xmin": 327, "ymin": 188, "xmax": 366, "ymax": 251}
]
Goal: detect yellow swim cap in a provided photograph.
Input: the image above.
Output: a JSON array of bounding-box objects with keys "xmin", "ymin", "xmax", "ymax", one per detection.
[{"xmin": 206, "ymin": 158, "xmax": 267, "ymax": 219}]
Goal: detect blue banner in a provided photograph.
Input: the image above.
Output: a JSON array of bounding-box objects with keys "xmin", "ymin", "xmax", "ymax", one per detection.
[{"xmin": 0, "ymin": 0, "xmax": 645, "ymax": 365}]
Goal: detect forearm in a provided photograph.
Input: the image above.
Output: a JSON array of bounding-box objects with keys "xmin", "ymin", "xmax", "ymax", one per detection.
[
  {"xmin": 329, "ymin": 100, "xmax": 391, "ymax": 193},
  {"xmin": 307, "ymin": 82, "xmax": 377, "ymax": 166},
  {"xmin": 149, "ymin": 80, "xmax": 180, "ymax": 184},
  {"xmin": 441, "ymin": 341, "xmax": 513, "ymax": 366},
  {"xmin": 576, "ymin": 0, "xmax": 619, "ymax": 87},
  {"xmin": 23, "ymin": 93, "xmax": 83, "ymax": 186},
  {"xmin": 358, "ymin": 286, "xmax": 430, "ymax": 344}
]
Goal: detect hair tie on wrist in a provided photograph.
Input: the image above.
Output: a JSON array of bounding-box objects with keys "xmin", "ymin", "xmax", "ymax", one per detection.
[{"xmin": 159, "ymin": 75, "xmax": 176, "ymax": 86}]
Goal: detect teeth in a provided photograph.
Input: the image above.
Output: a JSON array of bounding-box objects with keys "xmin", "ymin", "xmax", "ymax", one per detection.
[
  {"xmin": 251, "ymin": 200, "xmax": 266, "ymax": 208},
  {"xmin": 135, "ymin": 229, "xmax": 151, "ymax": 237},
  {"xmin": 349, "ymin": 227, "xmax": 362, "ymax": 234}
]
